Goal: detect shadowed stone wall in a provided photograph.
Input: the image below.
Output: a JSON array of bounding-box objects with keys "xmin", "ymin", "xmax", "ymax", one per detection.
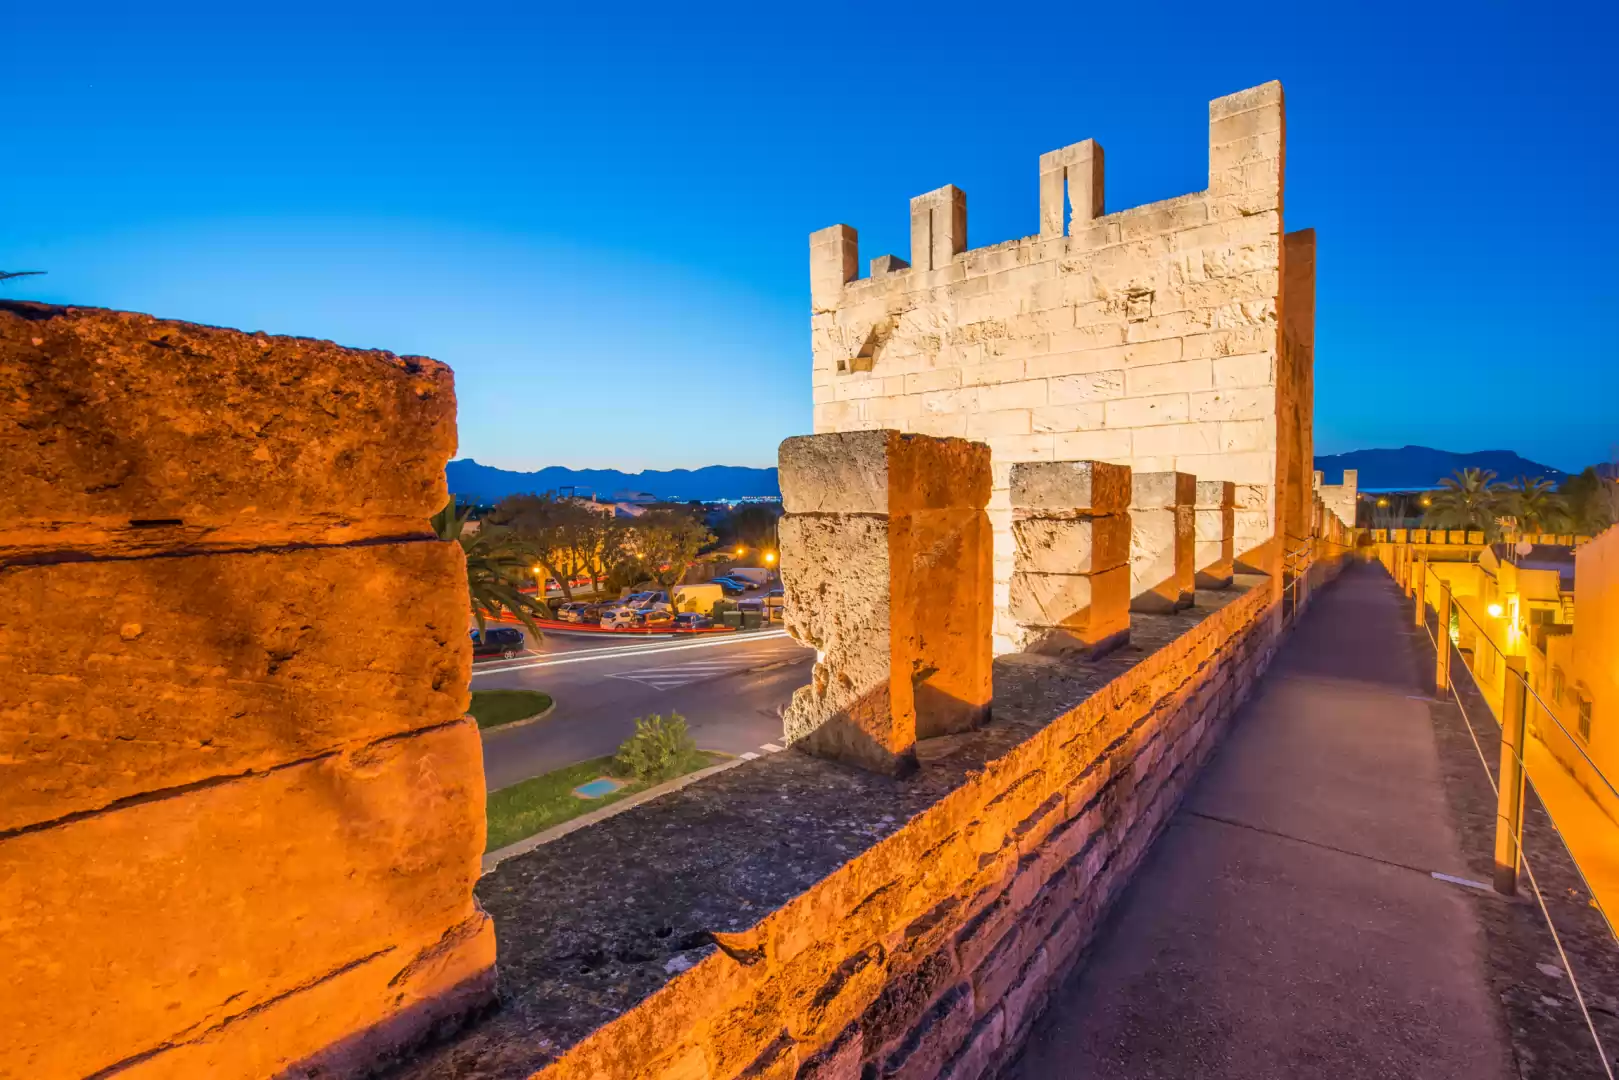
[{"xmin": 0, "ymin": 302, "xmax": 492, "ymax": 1079}]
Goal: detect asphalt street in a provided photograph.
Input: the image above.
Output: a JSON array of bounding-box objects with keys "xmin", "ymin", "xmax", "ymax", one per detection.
[{"xmin": 472, "ymin": 629, "xmax": 813, "ymax": 791}]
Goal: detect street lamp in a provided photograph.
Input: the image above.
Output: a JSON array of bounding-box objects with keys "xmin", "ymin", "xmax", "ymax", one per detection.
[
  {"xmin": 734, "ymin": 546, "xmax": 745, "ymax": 557},
  {"xmin": 764, "ymin": 551, "xmax": 777, "ymax": 566}
]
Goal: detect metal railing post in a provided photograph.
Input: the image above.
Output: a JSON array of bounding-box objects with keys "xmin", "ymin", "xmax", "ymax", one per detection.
[
  {"xmin": 1494, "ymin": 655, "xmax": 1529, "ymax": 896},
  {"xmin": 1413, "ymin": 554, "xmax": 1427, "ymax": 627},
  {"xmin": 1435, "ymin": 582, "xmax": 1453, "ymax": 693}
]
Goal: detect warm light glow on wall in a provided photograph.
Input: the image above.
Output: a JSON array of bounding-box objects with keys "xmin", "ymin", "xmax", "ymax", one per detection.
[{"xmin": 1487, "ymin": 602, "xmax": 1505, "ymax": 618}]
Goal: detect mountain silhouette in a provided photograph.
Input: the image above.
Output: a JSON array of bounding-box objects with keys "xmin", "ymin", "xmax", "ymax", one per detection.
[
  {"xmin": 446, "ymin": 459, "xmax": 780, "ymax": 503},
  {"xmin": 1314, "ymin": 446, "xmax": 1568, "ymax": 490}
]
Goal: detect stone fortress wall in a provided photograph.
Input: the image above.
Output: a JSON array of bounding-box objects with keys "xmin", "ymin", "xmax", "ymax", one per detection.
[
  {"xmin": 809, "ymin": 81, "xmax": 1314, "ymax": 652},
  {"xmin": 0, "ymin": 303, "xmax": 492, "ymax": 1079},
  {"xmin": 1316, "ymin": 468, "xmax": 1359, "ymax": 529}
]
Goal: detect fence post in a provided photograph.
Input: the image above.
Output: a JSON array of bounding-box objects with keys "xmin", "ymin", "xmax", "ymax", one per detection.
[
  {"xmin": 1435, "ymin": 582, "xmax": 1453, "ymax": 693},
  {"xmin": 1413, "ymin": 554, "xmax": 1427, "ymax": 627},
  {"xmin": 1493, "ymin": 655, "xmax": 1529, "ymax": 896}
]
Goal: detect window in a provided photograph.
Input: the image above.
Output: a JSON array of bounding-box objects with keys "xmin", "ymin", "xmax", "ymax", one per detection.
[
  {"xmin": 1578, "ymin": 695, "xmax": 1593, "ymax": 743},
  {"xmin": 1552, "ymin": 667, "xmax": 1566, "ymax": 705}
]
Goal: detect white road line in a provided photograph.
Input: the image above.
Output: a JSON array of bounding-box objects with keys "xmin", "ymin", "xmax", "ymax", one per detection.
[
  {"xmin": 1431, "ymin": 871, "xmax": 1495, "ymax": 893},
  {"xmin": 739, "ymin": 751, "xmax": 760, "ymax": 761},
  {"xmin": 471, "ymin": 630, "xmax": 791, "ymax": 678},
  {"xmin": 759, "ymin": 743, "xmax": 784, "ymax": 753}
]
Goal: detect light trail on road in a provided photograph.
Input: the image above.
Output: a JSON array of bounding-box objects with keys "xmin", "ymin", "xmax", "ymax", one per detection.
[{"xmin": 470, "ymin": 629, "xmax": 793, "ymax": 678}]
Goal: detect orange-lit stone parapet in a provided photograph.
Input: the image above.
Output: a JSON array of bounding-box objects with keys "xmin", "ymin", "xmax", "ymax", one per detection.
[{"xmin": 0, "ymin": 302, "xmax": 492, "ymax": 1080}]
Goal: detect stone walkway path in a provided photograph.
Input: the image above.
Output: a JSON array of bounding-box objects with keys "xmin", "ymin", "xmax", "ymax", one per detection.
[{"xmin": 1009, "ymin": 563, "xmax": 1517, "ymax": 1080}]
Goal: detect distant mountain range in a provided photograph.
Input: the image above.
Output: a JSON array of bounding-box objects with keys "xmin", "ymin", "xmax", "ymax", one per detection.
[
  {"xmin": 450, "ymin": 445, "xmax": 1589, "ymax": 504},
  {"xmin": 446, "ymin": 459, "xmax": 780, "ymax": 503},
  {"xmin": 1314, "ymin": 446, "xmax": 1569, "ymax": 490}
]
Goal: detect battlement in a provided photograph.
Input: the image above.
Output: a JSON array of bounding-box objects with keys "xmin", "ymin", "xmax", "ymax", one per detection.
[
  {"xmin": 809, "ymin": 81, "xmax": 1284, "ymax": 307},
  {"xmin": 805, "ymin": 82, "xmax": 1309, "ymax": 654}
]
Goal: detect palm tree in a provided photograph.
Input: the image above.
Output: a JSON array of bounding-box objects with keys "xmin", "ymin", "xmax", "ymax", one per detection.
[
  {"xmin": 432, "ymin": 500, "xmax": 550, "ymax": 639},
  {"xmin": 1501, "ymin": 477, "xmax": 1569, "ymax": 536},
  {"xmin": 1424, "ymin": 468, "xmax": 1503, "ymax": 538}
]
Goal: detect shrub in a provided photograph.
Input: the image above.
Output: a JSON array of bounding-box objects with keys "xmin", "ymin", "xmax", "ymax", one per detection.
[{"xmin": 612, "ymin": 713, "xmax": 698, "ymax": 783}]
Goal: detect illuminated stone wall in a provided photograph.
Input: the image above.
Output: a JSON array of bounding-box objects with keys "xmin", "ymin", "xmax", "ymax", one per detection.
[
  {"xmin": 809, "ymin": 82, "xmax": 1314, "ymax": 652},
  {"xmin": 0, "ymin": 302, "xmax": 493, "ymax": 1079}
]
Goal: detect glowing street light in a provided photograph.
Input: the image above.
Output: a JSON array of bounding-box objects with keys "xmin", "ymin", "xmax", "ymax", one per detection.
[
  {"xmin": 734, "ymin": 546, "xmax": 745, "ymax": 557},
  {"xmin": 764, "ymin": 551, "xmax": 777, "ymax": 566},
  {"xmin": 1487, "ymin": 602, "xmax": 1504, "ymax": 618}
]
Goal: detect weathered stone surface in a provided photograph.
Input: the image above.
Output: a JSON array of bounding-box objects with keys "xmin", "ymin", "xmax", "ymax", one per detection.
[
  {"xmin": 1008, "ymin": 566, "xmax": 1131, "ymax": 630},
  {"xmin": 780, "ymin": 433, "xmax": 993, "ymax": 771},
  {"xmin": 1130, "ymin": 506, "xmax": 1195, "ymax": 613},
  {"xmin": 1012, "ymin": 515, "xmax": 1131, "ymax": 576},
  {"xmin": 1008, "ymin": 461, "xmax": 1131, "ymax": 515},
  {"xmin": 781, "ymin": 514, "xmax": 899, "ymax": 767},
  {"xmin": 0, "ymin": 302, "xmax": 456, "ymax": 562},
  {"xmin": 394, "ymin": 582, "xmax": 1278, "ymax": 1080},
  {"xmin": 0, "ymin": 539, "xmax": 471, "ymax": 832},
  {"xmin": 1195, "ymin": 479, "xmax": 1235, "ymax": 512},
  {"xmin": 808, "ymin": 86, "xmax": 1304, "ymax": 653},
  {"xmin": 1131, "ymin": 470, "xmax": 1197, "ymax": 511},
  {"xmin": 779, "ymin": 430, "xmax": 991, "ymax": 515},
  {"xmin": 0, "ymin": 719, "xmax": 488, "ymax": 1080}
]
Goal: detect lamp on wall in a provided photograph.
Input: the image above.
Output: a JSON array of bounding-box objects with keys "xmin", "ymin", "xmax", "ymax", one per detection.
[{"xmin": 1487, "ymin": 602, "xmax": 1505, "ymax": 618}]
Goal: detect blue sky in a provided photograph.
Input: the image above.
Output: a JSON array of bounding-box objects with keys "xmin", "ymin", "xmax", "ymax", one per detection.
[{"xmin": 6, "ymin": 1, "xmax": 1616, "ymax": 472}]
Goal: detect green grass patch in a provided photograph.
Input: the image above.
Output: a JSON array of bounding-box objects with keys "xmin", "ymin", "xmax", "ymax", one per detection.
[
  {"xmin": 485, "ymin": 750, "xmax": 725, "ymax": 853},
  {"xmin": 469, "ymin": 689, "xmax": 553, "ymax": 730}
]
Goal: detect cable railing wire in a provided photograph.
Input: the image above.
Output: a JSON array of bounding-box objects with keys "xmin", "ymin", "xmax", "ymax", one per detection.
[
  {"xmin": 1417, "ymin": 607, "xmax": 1617, "ymax": 1079},
  {"xmin": 1440, "ymin": 586, "xmax": 1619, "ymax": 805}
]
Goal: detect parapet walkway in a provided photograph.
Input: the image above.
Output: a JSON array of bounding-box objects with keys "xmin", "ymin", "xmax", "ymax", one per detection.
[{"xmin": 1010, "ymin": 563, "xmax": 1516, "ymax": 1079}]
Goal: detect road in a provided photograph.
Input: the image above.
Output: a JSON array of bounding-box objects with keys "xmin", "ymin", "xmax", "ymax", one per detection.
[{"xmin": 471, "ymin": 629, "xmax": 813, "ymax": 791}]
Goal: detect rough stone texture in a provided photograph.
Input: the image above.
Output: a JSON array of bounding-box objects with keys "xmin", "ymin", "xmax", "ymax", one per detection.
[
  {"xmin": 393, "ymin": 581, "xmax": 1280, "ymax": 1080},
  {"xmin": 1011, "ymin": 515, "xmax": 1131, "ymax": 576},
  {"xmin": 1, "ymin": 719, "xmax": 489, "ymax": 1079},
  {"xmin": 1131, "ymin": 472, "xmax": 1196, "ymax": 613},
  {"xmin": 0, "ymin": 301, "xmax": 456, "ymax": 564},
  {"xmin": 1007, "ymin": 460, "xmax": 1130, "ymax": 515},
  {"xmin": 0, "ymin": 305, "xmax": 489, "ymax": 1080},
  {"xmin": 807, "ymin": 83, "xmax": 1311, "ymax": 651},
  {"xmin": 0, "ymin": 539, "xmax": 470, "ymax": 832},
  {"xmin": 1195, "ymin": 479, "xmax": 1236, "ymax": 588},
  {"xmin": 1315, "ymin": 467, "xmax": 1358, "ymax": 529},
  {"xmin": 780, "ymin": 432, "xmax": 994, "ymax": 772}
]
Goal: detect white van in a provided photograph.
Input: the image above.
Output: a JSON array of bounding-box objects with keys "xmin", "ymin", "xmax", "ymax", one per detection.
[
  {"xmin": 727, "ymin": 567, "xmax": 771, "ymax": 588},
  {"xmin": 672, "ymin": 583, "xmax": 723, "ymax": 614}
]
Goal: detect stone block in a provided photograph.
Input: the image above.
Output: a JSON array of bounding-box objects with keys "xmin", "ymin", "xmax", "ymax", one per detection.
[
  {"xmin": 0, "ymin": 539, "xmax": 471, "ymax": 833},
  {"xmin": 1130, "ymin": 470, "xmax": 1197, "ymax": 511},
  {"xmin": 0, "ymin": 719, "xmax": 488, "ymax": 1080},
  {"xmin": 1008, "ymin": 460, "xmax": 1131, "ymax": 515},
  {"xmin": 1130, "ymin": 506, "xmax": 1195, "ymax": 613},
  {"xmin": 779, "ymin": 430, "xmax": 991, "ymax": 515},
  {"xmin": 780, "ymin": 432, "xmax": 994, "ymax": 771},
  {"xmin": 1011, "ymin": 515, "xmax": 1130, "ymax": 576},
  {"xmin": 1, "ymin": 303, "xmax": 456, "ymax": 562},
  {"xmin": 1006, "ymin": 567, "xmax": 1131, "ymax": 658}
]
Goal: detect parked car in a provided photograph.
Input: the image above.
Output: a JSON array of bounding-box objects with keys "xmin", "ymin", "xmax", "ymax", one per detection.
[
  {"xmin": 625, "ymin": 590, "xmax": 672, "ymax": 611},
  {"xmin": 469, "ymin": 626, "xmax": 525, "ymax": 659},
  {"xmin": 639, "ymin": 609, "xmax": 675, "ymax": 628},
  {"xmin": 728, "ymin": 567, "xmax": 772, "ymax": 589},
  {"xmin": 599, "ymin": 607, "xmax": 640, "ymax": 629},
  {"xmin": 709, "ymin": 577, "xmax": 749, "ymax": 595},
  {"xmin": 555, "ymin": 601, "xmax": 601, "ymax": 624},
  {"xmin": 674, "ymin": 611, "xmax": 713, "ymax": 630}
]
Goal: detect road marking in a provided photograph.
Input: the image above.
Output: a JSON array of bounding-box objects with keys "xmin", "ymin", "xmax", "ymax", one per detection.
[
  {"xmin": 759, "ymin": 743, "xmax": 784, "ymax": 753},
  {"xmin": 604, "ymin": 656, "xmax": 778, "ymax": 690},
  {"xmin": 1431, "ymin": 871, "xmax": 1495, "ymax": 893},
  {"xmin": 471, "ymin": 630, "xmax": 791, "ymax": 678},
  {"xmin": 739, "ymin": 751, "xmax": 760, "ymax": 761}
]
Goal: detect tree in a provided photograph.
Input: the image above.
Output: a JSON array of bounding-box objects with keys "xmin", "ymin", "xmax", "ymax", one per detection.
[
  {"xmin": 1562, "ymin": 466, "xmax": 1618, "ymax": 535},
  {"xmin": 431, "ymin": 500, "xmax": 550, "ymax": 638},
  {"xmin": 625, "ymin": 509, "xmax": 714, "ymax": 601},
  {"xmin": 1501, "ymin": 477, "xmax": 1568, "ymax": 535},
  {"xmin": 715, "ymin": 504, "xmax": 780, "ymax": 550},
  {"xmin": 491, "ymin": 493, "xmax": 625, "ymax": 601},
  {"xmin": 1423, "ymin": 468, "xmax": 1503, "ymax": 537}
]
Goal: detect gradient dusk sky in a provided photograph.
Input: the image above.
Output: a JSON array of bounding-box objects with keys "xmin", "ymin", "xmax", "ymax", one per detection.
[{"xmin": 6, "ymin": 1, "xmax": 1616, "ymax": 472}]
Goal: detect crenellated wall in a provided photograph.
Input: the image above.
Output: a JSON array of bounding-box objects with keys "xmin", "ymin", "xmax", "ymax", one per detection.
[
  {"xmin": 0, "ymin": 302, "xmax": 493, "ymax": 1079},
  {"xmin": 808, "ymin": 82, "xmax": 1313, "ymax": 652}
]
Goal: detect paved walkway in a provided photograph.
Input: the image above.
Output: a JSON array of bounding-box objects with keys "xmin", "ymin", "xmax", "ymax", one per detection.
[{"xmin": 1010, "ymin": 563, "xmax": 1516, "ymax": 1080}]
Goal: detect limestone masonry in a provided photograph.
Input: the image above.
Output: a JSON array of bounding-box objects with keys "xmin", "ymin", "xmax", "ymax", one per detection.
[
  {"xmin": 0, "ymin": 302, "xmax": 491, "ymax": 1079},
  {"xmin": 809, "ymin": 82, "xmax": 1314, "ymax": 652}
]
